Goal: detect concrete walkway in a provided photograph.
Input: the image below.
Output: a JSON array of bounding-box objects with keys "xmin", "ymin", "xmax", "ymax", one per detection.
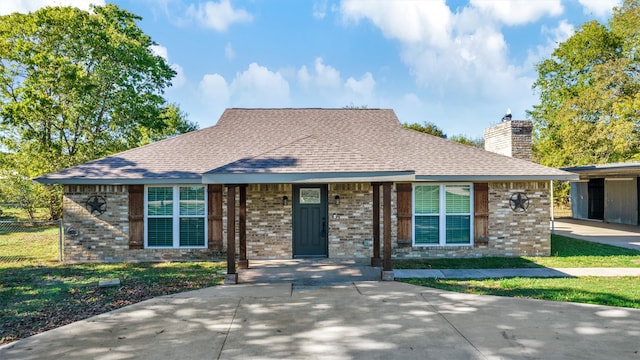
[
  {"xmin": 394, "ymin": 267, "xmax": 640, "ymax": 279},
  {"xmin": 2, "ymin": 281, "xmax": 640, "ymax": 360},
  {"xmin": 553, "ymin": 218, "xmax": 640, "ymax": 251}
]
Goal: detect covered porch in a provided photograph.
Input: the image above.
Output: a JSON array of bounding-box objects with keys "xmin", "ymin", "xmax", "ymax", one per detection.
[{"xmin": 221, "ymin": 182, "xmax": 397, "ymax": 284}]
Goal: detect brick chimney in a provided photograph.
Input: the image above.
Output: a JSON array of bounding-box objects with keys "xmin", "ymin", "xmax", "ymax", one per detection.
[{"xmin": 484, "ymin": 119, "xmax": 532, "ymax": 161}]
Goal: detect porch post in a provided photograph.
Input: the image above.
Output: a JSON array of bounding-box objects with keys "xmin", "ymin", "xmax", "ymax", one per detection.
[
  {"xmin": 238, "ymin": 184, "xmax": 249, "ymax": 269},
  {"xmin": 225, "ymin": 185, "xmax": 238, "ymax": 284},
  {"xmin": 381, "ymin": 182, "xmax": 394, "ymax": 280},
  {"xmin": 371, "ymin": 182, "xmax": 382, "ymax": 267}
]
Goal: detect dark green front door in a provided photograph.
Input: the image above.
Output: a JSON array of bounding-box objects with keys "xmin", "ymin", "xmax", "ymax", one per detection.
[{"xmin": 292, "ymin": 184, "xmax": 328, "ymax": 257}]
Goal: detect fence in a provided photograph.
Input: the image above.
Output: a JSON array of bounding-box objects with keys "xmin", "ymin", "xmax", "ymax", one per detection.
[{"xmin": 0, "ymin": 220, "xmax": 62, "ymax": 263}]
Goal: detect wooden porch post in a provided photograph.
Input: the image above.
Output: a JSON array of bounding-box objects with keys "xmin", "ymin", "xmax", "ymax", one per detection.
[
  {"xmin": 225, "ymin": 185, "xmax": 238, "ymax": 284},
  {"xmin": 371, "ymin": 182, "xmax": 382, "ymax": 266},
  {"xmin": 381, "ymin": 182, "xmax": 394, "ymax": 280},
  {"xmin": 238, "ymin": 184, "xmax": 248, "ymax": 269}
]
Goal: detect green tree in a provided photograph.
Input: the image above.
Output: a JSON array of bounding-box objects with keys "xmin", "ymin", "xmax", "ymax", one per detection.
[
  {"xmin": 530, "ymin": 0, "xmax": 640, "ymax": 168},
  {"xmin": 0, "ymin": 5, "xmax": 197, "ymax": 219},
  {"xmin": 403, "ymin": 121, "xmax": 447, "ymax": 138},
  {"xmin": 449, "ymin": 135, "xmax": 484, "ymax": 148}
]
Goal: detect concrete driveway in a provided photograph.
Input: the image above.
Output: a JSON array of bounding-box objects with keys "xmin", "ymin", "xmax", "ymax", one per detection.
[
  {"xmin": 2, "ymin": 281, "xmax": 639, "ymax": 360},
  {"xmin": 553, "ymin": 218, "xmax": 640, "ymax": 251}
]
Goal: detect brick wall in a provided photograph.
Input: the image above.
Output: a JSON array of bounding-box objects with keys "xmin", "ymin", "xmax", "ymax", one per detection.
[
  {"xmin": 63, "ymin": 185, "xmax": 219, "ymax": 262},
  {"xmin": 484, "ymin": 120, "xmax": 532, "ymax": 161},
  {"xmin": 63, "ymin": 181, "xmax": 549, "ymax": 262},
  {"xmin": 393, "ymin": 181, "xmax": 550, "ymax": 258}
]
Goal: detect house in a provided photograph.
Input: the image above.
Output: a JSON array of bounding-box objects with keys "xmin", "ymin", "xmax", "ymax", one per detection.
[
  {"xmin": 562, "ymin": 163, "xmax": 640, "ymax": 226},
  {"xmin": 36, "ymin": 108, "xmax": 576, "ymax": 282}
]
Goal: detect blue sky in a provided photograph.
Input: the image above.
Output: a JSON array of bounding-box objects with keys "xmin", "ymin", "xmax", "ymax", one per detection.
[{"xmin": 1, "ymin": 0, "xmax": 622, "ymax": 138}]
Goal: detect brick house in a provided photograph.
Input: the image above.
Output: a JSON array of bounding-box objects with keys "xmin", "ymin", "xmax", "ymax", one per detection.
[{"xmin": 37, "ymin": 109, "xmax": 576, "ymax": 281}]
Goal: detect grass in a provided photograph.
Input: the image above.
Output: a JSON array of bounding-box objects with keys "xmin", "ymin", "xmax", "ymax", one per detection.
[
  {"xmin": 0, "ymin": 262, "xmax": 225, "ymax": 344},
  {"xmin": 0, "ymin": 223, "xmax": 60, "ymax": 262},
  {"xmin": 397, "ymin": 234, "xmax": 640, "ymax": 309},
  {"xmin": 401, "ymin": 277, "xmax": 640, "ymax": 309},
  {"xmin": 394, "ymin": 234, "xmax": 640, "ymax": 269}
]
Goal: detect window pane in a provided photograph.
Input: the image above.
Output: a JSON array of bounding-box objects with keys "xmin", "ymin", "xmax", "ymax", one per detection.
[
  {"xmin": 415, "ymin": 185, "xmax": 439, "ymax": 214},
  {"xmin": 446, "ymin": 185, "xmax": 470, "ymax": 214},
  {"xmin": 300, "ymin": 188, "xmax": 321, "ymax": 204},
  {"xmin": 180, "ymin": 186, "xmax": 205, "ymax": 216},
  {"xmin": 446, "ymin": 215, "xmax": 471, "ymax": 244},
  {"xmin": 415, "ymin": 216, "xmax": 439, "ymax": 244},
  {"xmin": 148, "ymin": 187, "xmax": 173, "ymax": 216},
  {"xmin": 148, "ymin": 218, "xmax": 173, "ymax": 247},
  {"xmin": 180, "ymin": 218, "xmax": 205, "ymax": 246}
]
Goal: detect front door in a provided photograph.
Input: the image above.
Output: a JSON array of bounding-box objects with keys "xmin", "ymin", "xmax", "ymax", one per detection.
[{"xmin": 292, "ymin": 184, "xmax": 328, "ymax": 257}]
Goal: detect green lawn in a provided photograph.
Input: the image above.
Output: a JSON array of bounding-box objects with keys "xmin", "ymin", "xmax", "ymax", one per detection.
[
  {"xmin": 401, "ymin": 277, "xmax": 640, "ymax": 309},
  {"xmin": 0, "ymin": 223, "xmax": 60, "ymax": 262},
  {"xmin": 394, "ymin": 234, "xmax": 640, "ymax": 269},
  {"xmin": 0, "ymin": 262, "xmax": 225, "ymax": 344},
  {"xmin": 397, "ymin": 234, "xmax": 640, "ymax": 309}
]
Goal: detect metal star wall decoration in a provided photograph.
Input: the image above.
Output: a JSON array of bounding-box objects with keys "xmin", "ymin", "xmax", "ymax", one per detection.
[
  {"xmin": 509, "ymin": 192, "xmax": 530, "ymax": 212},
  {"xmin": 85, "ymin": 195, "xmax": 107, "ymax": 216}
]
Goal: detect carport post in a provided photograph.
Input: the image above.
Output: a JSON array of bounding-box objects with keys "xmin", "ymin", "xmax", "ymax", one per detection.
[{"xmin": 225, "ymin": 185, "xmax": 238, "ymax": 284}]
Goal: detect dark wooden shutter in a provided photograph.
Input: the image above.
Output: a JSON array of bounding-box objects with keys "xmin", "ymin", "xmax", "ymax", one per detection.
[
  {"xmin": 208, "ymin": 184, "xmax": 223, "ymax": 250},
  {"xmin": 128, "ymin": 185, "xmax": 144, "ymax": 249},
  {"xmin": 396, "ymin": 183, "xmax": 412, "ymax": 247},
  {"xmin": 474, "ymin": 183, "xmax": 489, "ymax": 246}
]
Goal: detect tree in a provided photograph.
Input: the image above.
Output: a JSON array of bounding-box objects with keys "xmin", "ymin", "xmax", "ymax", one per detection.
[
  {"xmin": 530, "ymin": 0, "xmax": 640, "ymax": 168},
  {"xmin": 449, "ymin": 135, "xmax": 484, "ymax": 148},
  {"xmin": 0, "ymin": 5, "xmax": 197, "ymax": 219},
  {"xmin": 403, "ymin": 121, "xmax": 447, "ymax": 138}
]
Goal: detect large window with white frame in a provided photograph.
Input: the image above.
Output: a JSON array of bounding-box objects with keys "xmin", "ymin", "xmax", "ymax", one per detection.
[
  {"xmin": 145, "ymin": 185, "xmax": 207, "ymax": 248},
  {"xmin": 413, "ymin": 184, "xmax": 473, "ymax": 246}
]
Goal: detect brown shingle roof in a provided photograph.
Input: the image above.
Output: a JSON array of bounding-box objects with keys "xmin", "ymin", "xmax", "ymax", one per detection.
[{"xmin": 36, "ymin": 108, "xmax": 575, "ymax": 184}]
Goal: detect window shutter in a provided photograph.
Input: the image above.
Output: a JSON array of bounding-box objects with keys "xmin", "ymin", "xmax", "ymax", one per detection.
[
  {"xmin": 396, "ymin": 183, "xmax": 412, "ymax": 247},
  {"xmin": 128, "ymin": 185, "xmax": 144, "ymax": 249},
  {"xmin": 474, "ymin": 183, "xmax": 489, "ymax": 246},
  {"xmin": 208, "ymin": 184, "xmax": 223, "ymax": 250}
]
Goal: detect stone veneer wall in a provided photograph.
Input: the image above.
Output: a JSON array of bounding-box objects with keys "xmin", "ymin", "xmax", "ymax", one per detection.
[
  {"xmin": 239, "ymin": 184, "xmax": 293, "ymax": 259},
  {"xmin": 393, "ymin": 181, "xmax": 550, "ymax": 258},
  {"xmin": 63, "ymin": 185, "xmax": 219, "ymax": 262},
  {"xmin": 63, "ymin": 181, "xmax": 548, "ymax": 262}
]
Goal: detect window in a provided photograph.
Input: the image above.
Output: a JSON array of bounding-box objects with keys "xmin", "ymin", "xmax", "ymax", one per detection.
[
  {"xmin": 146, "ymin": 186, "xmax": 207, "ymax": 248},
  {"xmin": 413, "ymin": 184, "xmax": 473, "ymax": 246}
]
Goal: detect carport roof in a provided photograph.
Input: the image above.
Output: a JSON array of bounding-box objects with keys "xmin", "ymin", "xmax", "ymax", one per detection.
[{"xmin": 36, "ymin": 108, "xmax": 577, "ymax": 184}]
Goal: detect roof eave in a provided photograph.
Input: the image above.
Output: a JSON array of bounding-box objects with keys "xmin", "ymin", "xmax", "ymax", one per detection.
[
  {"xmin": 201, "ymin": 171, "xmax": 416, "ymax": 184},
  {"xmin": 34, "ymin": 177, "xmax": 202, "ymax": 185},
  {"xmin": 414, "ymin": 174, "xmax": 579, "ymax": 181}
]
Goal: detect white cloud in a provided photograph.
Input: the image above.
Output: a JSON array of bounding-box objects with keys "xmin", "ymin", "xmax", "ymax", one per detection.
[
  {"xmin": 199, "ymin": 73, "xmax": 230, "ymax": 109},
  {"xmin": 229, "ymin": 63, "xmax": 291, "ymax": 107},
  {"xmin": 345, "ymin": 72, "xmax": 375, "ymax": 96},
  {"xmin": 578, "ymin": 0, "xmax": 620, "ymax": 18},
  {"xmin": 0, "ymin": 0, "xmax": 104, "ymax": 15},
  {"xmin": 313, "ymin": 0, "xmax": 328, "ymax": 20},
  {"xmin": 470, "ymin": 0, "xmax": 563, "ymax": 26},
  {"xmin": 341, "ymin": 0, "xmax": 452, "ymax": 46},
  {"xmin": 185, "ymin": 0, "xmax": 252, "ymax": 31},
  {"xmin": 225, "ymin": 42, "xmax": 235, "ymax": 61},
  {"xmin": 298, "ymin": 58, "xmax": 341, "ymax": 89},
  {"xmin": 150, "ymin": 44, "xmax": 186, "ymax": 88}
]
